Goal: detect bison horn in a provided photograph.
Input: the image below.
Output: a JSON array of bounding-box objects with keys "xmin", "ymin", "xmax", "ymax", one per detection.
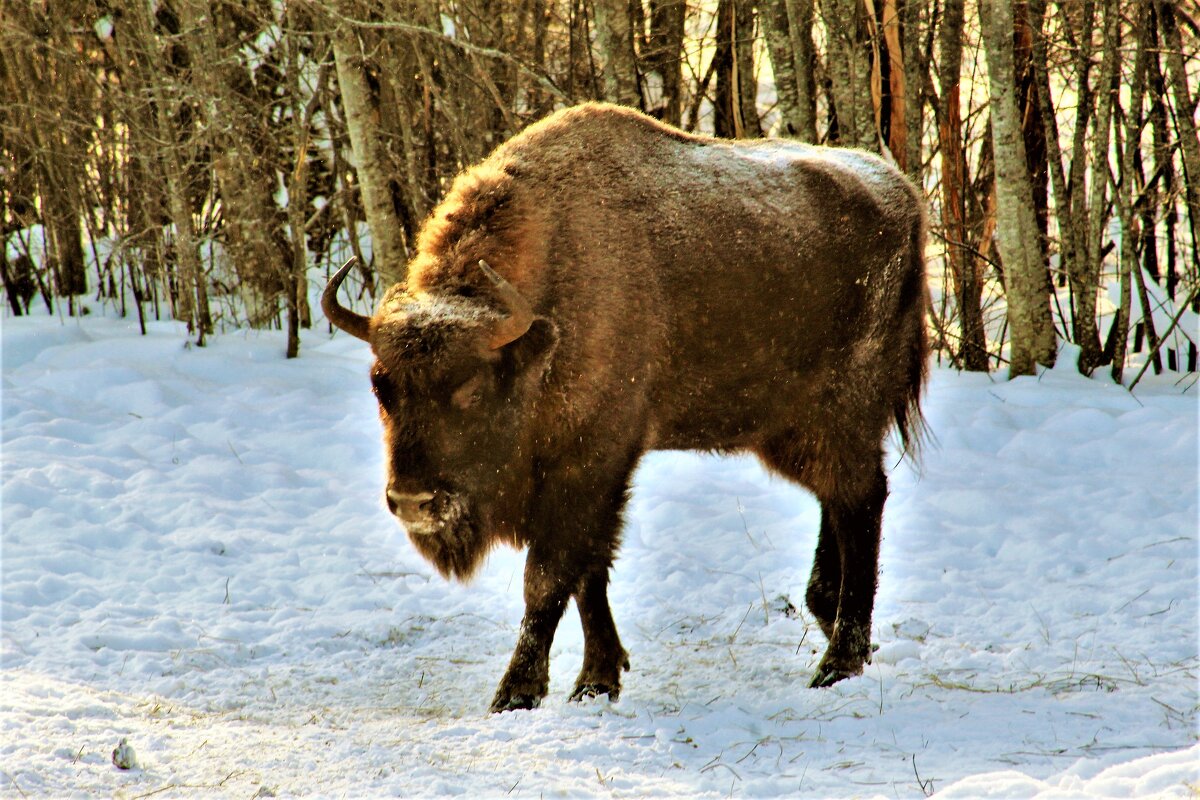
[
  {"xmin": 478, "ymin": 260, "xmax": 534, "ymax": 349},
  {"xmin": 322, "ymin": 257, "xmax": 371, "ymax": 342}
]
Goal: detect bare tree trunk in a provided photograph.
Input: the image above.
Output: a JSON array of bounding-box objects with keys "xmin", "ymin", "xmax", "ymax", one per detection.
[
  {"xmin": 761, "ymin": 0, "xmax": 802, "ymax": 135},
  {"xmin": 153, "ymin": 110, "xmax": 207, "ymax": 342},
  {"xmin": 870, "ymin": 0, "xmax": 907, "ymax": 167},
  {"xmin": 938, "ymin": 0, "xmax": 987, "ymax": 370},
  {"xmin": 713, "ymin": 0, "xmax": 761, "ymax": 138},
  {"xmin": 567, "ymin": 0, "xmax": 601, "ymax": 101},
  {"xmin": 1088, "ymin": 0, "xmax": 1119, "ymax": 368},
  {"xmin": 377, "ymin": 37, "xmax": 434, "ymax": 227},
  {"xmin": 43, "ymin": 186, "xmax": 87, "ymax": 299},
  {"xmin": 760, "ymin": 0, "xmax": 817, "ymax": 140},
  {"xmin": 1109, "ymin": 5, "xmax": 1151, "ymax": 384},
  {"xmin": 735, "ymin": 0, "xmax": 761, "ymax": 136},
  {"xmin": 646, "ymin": 0, "xmax": 685, "ymax": 124},
  {"xmin": 1029, "ymin": 0, "xmax": 1094, "ymax": 370},
  {"xmin": 823, "ymin": 0, "xmax": 876, "ymax": 148},
  {"xmin": 284, "ymin": 20, "xmax": 321, "ymax": 359},
  {"xmin": 785, "ymin": 0, "xmax": 819, "ymax": 142},
  {"xmin": 123, "ymin": 2, "xmax": 210, "ymax": 343},
  {"xmin": 901, "ymin": 0, "xmax": 929, "ymax": 179},
  {"xmin": 1060, "ymin": 0, "xmax": 1102, "ymax": 371},
  {"xmin": 1146, "ymin": 3, "xmax": 1178, "ymax": 301},
  {"xmin": 528, "ymin": 0, "xmax": 554, "ymax": 117},
  {"xmin": 1156, "ymin": 0, "xmax": 1200, "ymax": 284},
  {"xmin": 180, "ymin": 0, "xmax": 291, "ymax": 329},
  {"xmin": 594, "ymin": 0, "xmax": 642, "ymax": 106},
  {"xmin": 981, "ymin": 0, "xmax": 1057, "ymax": 375},
  {"xmin": 332, "ymin": 22, "xmax": 409, "ymax": 287},
  {"xmin": 324, "ymin": 98, "xmax": 373, "ymax": 297},
  {"xmin": 1014, "ymin": 1, "xmax": 1050, "ymax": 272},
  {"xmin": 3, "ymin": 7, "xmax": 90, "ymax": 307}
]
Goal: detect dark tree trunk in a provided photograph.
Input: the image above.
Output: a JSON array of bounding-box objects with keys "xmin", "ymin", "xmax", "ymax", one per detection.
[
  {"xmin": 713, "ymin": 0, "xmax": 761, "ymax": 138},
  {"xmin": 645, "ymin": 0, "xmax": 685, "ymax": 124},
  {"xmin": 937, "ymin": 0, "xmax": 987, "ymax": 370}
]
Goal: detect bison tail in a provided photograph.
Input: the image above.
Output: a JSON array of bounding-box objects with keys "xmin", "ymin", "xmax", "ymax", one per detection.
[{"xmin": 893, "ymin": 216, "xmax": 932, "ymax": 465}]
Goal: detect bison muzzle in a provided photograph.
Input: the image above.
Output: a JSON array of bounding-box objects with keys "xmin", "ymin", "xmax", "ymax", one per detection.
[{"xmin": 323, "ymin": 103, "xmax": 929, "ymax": 712}]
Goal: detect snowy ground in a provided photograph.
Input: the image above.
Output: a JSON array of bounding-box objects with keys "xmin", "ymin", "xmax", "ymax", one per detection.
[{"xmin": 2, "ymin": 313, "xmax": 1197, "ymax": 798}]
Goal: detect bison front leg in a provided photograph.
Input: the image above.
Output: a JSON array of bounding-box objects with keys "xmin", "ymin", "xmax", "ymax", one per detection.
[
  {"xmin": 805, "ymin": 507, "xmax": 841, "ymax": 642},
  {"xmin": 490, "ymin": 452, "xmax": 638, "ymax": 713},
  {"xmin": 569, "ymin": 569, "xmax": 630, "ymax": 702},
  {"xmin": 489, "ymin": 544, "xmax": 573, "ymax": 712},
  {"xmin": 808, "ymin": 465, "xmax": 887, "ymax": 688}
]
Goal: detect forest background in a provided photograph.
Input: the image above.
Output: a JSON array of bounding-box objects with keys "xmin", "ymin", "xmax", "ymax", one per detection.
[{"xmin": 2, "ymin": 0, "xmax": 1198, "ymax": 383}]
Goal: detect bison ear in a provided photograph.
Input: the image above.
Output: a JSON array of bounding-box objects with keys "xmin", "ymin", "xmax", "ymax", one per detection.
[{"xmin": 503, "ymin": 317, "xmax": 558, "ymax": 380}]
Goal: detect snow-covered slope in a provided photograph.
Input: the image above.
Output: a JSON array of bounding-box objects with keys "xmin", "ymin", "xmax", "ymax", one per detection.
[{"xmin": 2, "ymin": 315, "xmax": 1196, "ymax": 798}]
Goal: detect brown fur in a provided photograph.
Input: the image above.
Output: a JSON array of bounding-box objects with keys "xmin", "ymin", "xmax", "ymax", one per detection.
[{"xmin": 331, "ymin": 103, "xmax": 929, "ymax": 710}]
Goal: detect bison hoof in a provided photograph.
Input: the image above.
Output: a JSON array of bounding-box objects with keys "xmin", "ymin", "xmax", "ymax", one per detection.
[
  {"xmin": 809, "ymin": 664, "xmax": 862, "ymax": 688},
  {"xmin": 489, "ymin": 693, "xmax": 542, "ymax": 713},
  {"xmin": 569, "ymin": 682, "xmax": 620, "ymax": 703}
]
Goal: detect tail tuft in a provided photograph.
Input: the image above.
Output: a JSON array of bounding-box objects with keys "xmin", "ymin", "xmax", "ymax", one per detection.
[{"xmin": 894, "ymin": 213, "xmax": 931, "ymax": 465}]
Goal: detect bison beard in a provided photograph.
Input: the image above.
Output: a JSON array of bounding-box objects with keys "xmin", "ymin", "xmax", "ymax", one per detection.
[{"xmin": 323, "ymin": 103, "xmax": 929, "ymax": 712}]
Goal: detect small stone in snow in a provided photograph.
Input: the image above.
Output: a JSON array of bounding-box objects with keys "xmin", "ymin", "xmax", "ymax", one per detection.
[{"xmin": 112, "ymin": 738, "xmax": 138, "ymax": 770}]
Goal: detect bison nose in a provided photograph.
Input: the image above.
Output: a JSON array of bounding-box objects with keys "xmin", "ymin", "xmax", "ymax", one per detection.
[{"xmin": 386, "ymin": 489, "xmax": 437, "ymax": 520}]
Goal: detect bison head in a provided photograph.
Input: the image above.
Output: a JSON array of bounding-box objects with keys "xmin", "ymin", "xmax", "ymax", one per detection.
[{"xmin": 323, "ymin": 259, "xmax": 558, "ymax": 579}]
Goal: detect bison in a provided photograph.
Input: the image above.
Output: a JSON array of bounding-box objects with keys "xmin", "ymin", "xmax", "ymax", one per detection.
[{"xmin": 323, "ymin": 103, "xmax": 928, "ymax": 712}]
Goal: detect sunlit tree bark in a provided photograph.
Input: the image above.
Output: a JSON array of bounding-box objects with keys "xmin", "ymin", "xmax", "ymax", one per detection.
[
  {"xmin": 981, "ymin": 0, "xmax": 1057, "ymax": 376},
  {"xmin": 594, "ymin": 0, "xmax": 641, "ymax": 106},
  {"xmin": 331, "ymin": 20, "xmax": 409, "ymax": 287}
]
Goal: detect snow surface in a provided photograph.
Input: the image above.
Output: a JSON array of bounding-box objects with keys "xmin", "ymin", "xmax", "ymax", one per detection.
[{"xmin": 2, "ymin": 314, "xmax": 1197, "ymax": 798}]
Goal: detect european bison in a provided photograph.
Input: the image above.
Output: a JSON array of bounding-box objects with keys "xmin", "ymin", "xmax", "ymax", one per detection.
[{"xmin": 323, "ymin": 103, "xmax": 928, "ymax": 711}]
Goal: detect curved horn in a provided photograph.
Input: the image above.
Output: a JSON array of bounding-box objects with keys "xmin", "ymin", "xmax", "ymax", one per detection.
[
  {"xmin": 322, "ymin": 257, "xmax": 371, "ymax": 342},
  {"xmin": 478, "ymin": 260, "xmax": 534, "ymax": 349}
]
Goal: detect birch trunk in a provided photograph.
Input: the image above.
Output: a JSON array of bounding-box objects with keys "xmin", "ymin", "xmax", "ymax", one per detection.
[
  {"xmin": 332, "ymin": 24, "xmax": 409, "ymax": 287},
  {"xmin": 594, "ymin": 0, "xmax": 641, "ymax": 107},
  {"xmin": 823, "ymin": 0, "xmax": 876, "ymax": 148},
  {"xmin": 981, "ymin": 0, "xmax": 1057, "ymax": 376},
  {"xmin": 785, "ymin": 0, "xmax": 819, "ymax": 142},
  {"xmin": 901, "ymin": 0, "xmax": 928, "ymax": 180},
  {"xmin": 761, "ymin": 0, "xmax": 802, "ymax": 136}
]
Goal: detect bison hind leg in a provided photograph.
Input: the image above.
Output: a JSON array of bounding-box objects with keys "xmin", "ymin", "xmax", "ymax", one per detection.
[{"xmin": 754, "ymin": 431, "xmax": 887, "ymax": 688}]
